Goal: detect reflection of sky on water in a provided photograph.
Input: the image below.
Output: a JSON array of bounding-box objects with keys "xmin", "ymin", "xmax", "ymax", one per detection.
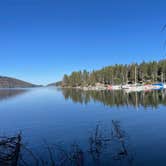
[{"xmin": 0, "ymin": 88, "xmax": 166, "ymax": 165}]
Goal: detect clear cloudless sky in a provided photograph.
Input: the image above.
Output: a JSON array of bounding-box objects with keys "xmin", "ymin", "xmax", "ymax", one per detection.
[{"xmin": 0, "ymin": 0, "xmax": 166, "ymax": 85}]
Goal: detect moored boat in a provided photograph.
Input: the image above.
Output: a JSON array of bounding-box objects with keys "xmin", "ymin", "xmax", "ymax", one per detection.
[
  {"xmin": 108, "ymin": 85, "xmax": 122, "ymax": 90},
  {"xmin": 163, "ymin": 84, "xmax": 166, "ymax": 89},
  {"xmin": 121, "ymin": 84, "xmax": 131, "ymax": 89},
  {"xmin": 151, "ymin": 83, "xmax": 164, "ymax": 90},
  {"xmin": 123, "ymin": 83, "xmax": 156, "ymax": 92},
  {"xmin": 123, "ymin": 84, "xmax": 144, "ymax": 93},
  {"xmin": 143, "ymin": 84, "xmax": 154, "ymax": 91}
]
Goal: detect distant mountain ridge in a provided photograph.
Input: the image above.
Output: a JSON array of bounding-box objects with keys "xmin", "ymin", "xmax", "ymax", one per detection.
[
  {"xmin": 0, "ymin": 76, "xmax": 39, "ymax": 88},
  {"xmin": 47, "ymin": 81, "xmax": 62, "ymax": 87}
]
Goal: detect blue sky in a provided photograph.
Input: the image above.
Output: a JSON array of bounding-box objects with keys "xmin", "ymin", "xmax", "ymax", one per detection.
[{"xmin": 0, "ymin": 0, "xmax": 166, "ymax": 85}]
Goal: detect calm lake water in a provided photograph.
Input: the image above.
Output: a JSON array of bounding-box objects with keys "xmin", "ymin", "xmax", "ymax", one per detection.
[{"xmin": 0, "ymin": 87, "xmax": 166, "ymax": 165}]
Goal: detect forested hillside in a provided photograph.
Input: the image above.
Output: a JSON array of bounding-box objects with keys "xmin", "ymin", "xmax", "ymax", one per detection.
[
  {"xmin": 0, "ymin": 76, "xmax": 38, "ymax": 88},
  {"xmin": 62, "ymin": 59, "xmax": 166, "ymax": 87}
]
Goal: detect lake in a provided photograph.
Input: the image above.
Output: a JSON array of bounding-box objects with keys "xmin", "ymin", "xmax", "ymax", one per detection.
[{"xmin": 0, "ymin": 87, "xmax": 166, "ymax": 165}]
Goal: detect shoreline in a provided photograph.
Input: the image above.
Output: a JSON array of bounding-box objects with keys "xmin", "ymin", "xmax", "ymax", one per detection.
[{"xmin": 61, "ymin": 85, "xmax": 108, "ymax": 91}]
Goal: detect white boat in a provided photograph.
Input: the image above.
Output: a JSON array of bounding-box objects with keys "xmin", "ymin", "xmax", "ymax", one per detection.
[
  {"xmin": 123, "ymin": 83, "xmax": 155, "ymax": 92},
  {"xmin": 123, "ymin": 84, "xmax": 145, "ymax": 93},
  {"xmin": 163, "ymin": 84, "xmax": 166, "ymax": 89},
  {"xmin": 143, "ymin": 84, "xmax": 154, "ymax": 91},
  {"xmin": 108, "ymin": 85, "xmax": 122, "ymax": 90},
  {"xmin": 122, "ymin": 84, "xmax": 131, "ymax": 89},
  {"xmin": 122, "ymin": 66, "xmax": 140, "ymax": 91},
  {"xmin": 123, "ymin": 67, "xmax": 154, "ymax": 92}
]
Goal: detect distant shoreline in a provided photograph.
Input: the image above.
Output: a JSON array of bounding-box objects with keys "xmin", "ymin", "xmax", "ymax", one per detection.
[{"xmin": 0, "ymin": 76, "xmax": 42, "ymax": 88}]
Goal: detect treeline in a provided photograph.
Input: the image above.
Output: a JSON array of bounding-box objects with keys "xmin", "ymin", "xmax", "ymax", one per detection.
[{"xmin": 62, "ymin": 59, "xmax": 166, "ymax": 87}]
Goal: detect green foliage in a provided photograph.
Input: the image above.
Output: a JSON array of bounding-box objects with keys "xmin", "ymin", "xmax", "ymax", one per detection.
[{"xmin": 62, "ymin": 59, "xmax": 166, "ymax": 87}]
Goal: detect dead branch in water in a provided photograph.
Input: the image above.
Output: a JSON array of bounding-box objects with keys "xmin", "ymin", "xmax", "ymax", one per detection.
[
  {"xmin": 112, "ymin": 120, "xmax": 134, "ymax": 165},
  {"xmin": 0, "ymin": 133, "xmax": 21, "ymax": 166},
  {"xmin": 0, "ymin": 121, "xmax": 134, "ymax": 166}
]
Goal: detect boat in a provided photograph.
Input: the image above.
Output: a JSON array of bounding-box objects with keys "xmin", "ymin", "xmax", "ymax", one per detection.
[
  {"xmin": 122, "ymin": 66, "xmax": 143, "ymax": 92},
  {"xmin": 151, "ymin": 83, "xmax": 164, "ymax": 90},
  {"xmin": 122, "ymin": 66, "xmax": 160, "ymax": 92},
  {"xmin": 108, "ymin": 85, "xmax": 122, "ymax": 90},
  {"xmin": 164, "ymin": 84, "xmax": 166, "ymax": 89},
  {"xmin": 123, "ymin": 84, "xmax": 144, "ymax": 93},
  {"xmin": 143, "ymin": 84, "xmax": 154, "ymax": 91},
  {"xmin": 121, "ymin": 84, "xmax": 131, "ymax": 89}
]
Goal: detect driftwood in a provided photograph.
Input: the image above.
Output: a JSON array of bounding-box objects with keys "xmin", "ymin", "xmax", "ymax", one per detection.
[
  {"xmin": 112, "ymin": 120, "xmax": 134, "ymax": 165},
  {"xmin": 89, "ymin": 124, "xmax": 111, "ymax": 165},
  {"xmin": 0, "ymin": 121, "xmax": 134, "ymax": 166},
  {"xmin": 0, "ymin": 134, "xmax": 21, "ymax": 166},
  {"xmin": 112, "ymin": 120, "xmax": 128, "ymax": 157}
]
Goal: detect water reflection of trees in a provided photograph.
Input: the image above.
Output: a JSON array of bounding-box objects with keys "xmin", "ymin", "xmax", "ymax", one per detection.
[
  {"xmin": 61, "ymin": 88, "xmax": 166, "ymax": 108},
  {"xmin": 0, "ymin": 89, "xmax": 28, "ymax": 101}
]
